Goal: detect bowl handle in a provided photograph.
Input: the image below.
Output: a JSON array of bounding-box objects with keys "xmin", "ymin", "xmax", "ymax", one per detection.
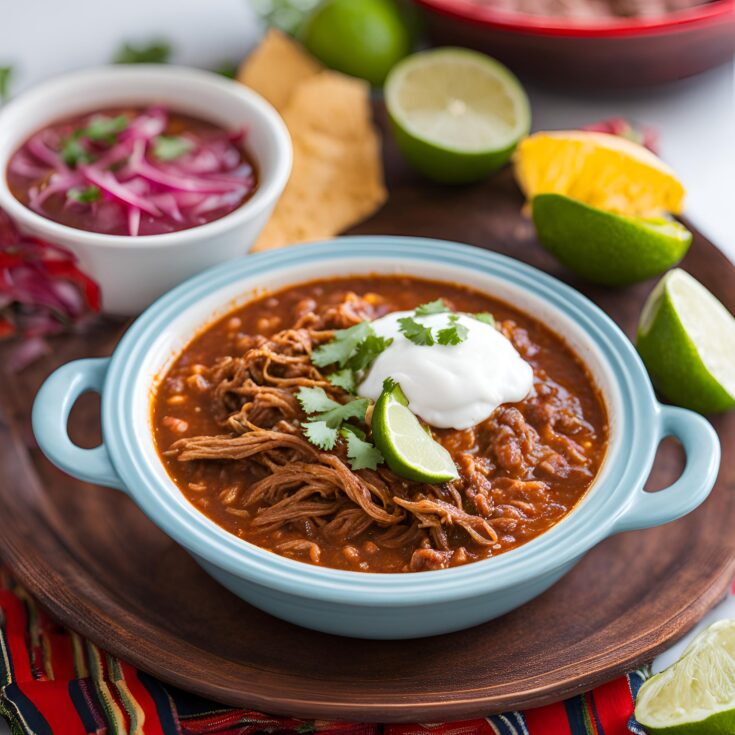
[
  {"xmin": 613, "ymin": 404, "xmax": 720, "ymax": 534},
  {"xmin": 32, "ymin": 358, "xmax": 125, "ymax": 492}
]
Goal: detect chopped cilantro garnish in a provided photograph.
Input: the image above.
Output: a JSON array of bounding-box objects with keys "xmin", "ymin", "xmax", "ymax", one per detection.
[
  {"xmin": 328, "ymin": 368, "xmax": 356, "ymax": 394},
  {"xmin": 296, "ymin": 386, "xmax": 368, "ymax": 428},
  {"xmin": 297, "ymin": 387, "xmax": 382, "ymax": 468},
  {"xmin": 295, "ymin": 386, "xmax": 338, "ymax": 414},
  {"xmin": 114, "ymin": 40, "xmax": 172, "ymax": 65},
  {"xmin": 60, "ymin": 135, "xmax": 94, "ymax": 167},
  {"xmin": 84, "ymin": 114, "xmax": 128, "ymax": 143},
  {"xmin": 341, "ymin": 425, "xmax": 384, "ymax": 470},
  {"xmin": 67, "ymin": 185, "xmax": 101, "ymax": 204},
  {"xmin": 311, "ymin": 321, "xmax": 372, "ymax": 368},
  {"xmin": 0, "ymin": 66, "xmax": 13, "ymax": 102},
  {"xmin": 153, "ymin": 135, "xmax": 194, "ymax": 161},
  {"xmin": 348, "ymin": 334, "xmax": 393, "ymax": 372},
  {"xmin": 214, "ymin": 60, "xmax": 238, "ymax": 79},
  {"xmin": 474, "ymin": 312, "xmax": 496, "ymax": 327},
  {"xmin": 398, "ymin": 316, "xmax": 434, "ymax": 346},
  {"xmin": 437, "ymin": 315, "xmax": 469, "ymax": 346},
  {"xmin": 415, "ymin": 299, "xmax": 449, "ymax": 316},
  {"xmin": 301, "ymin": 420, "xmax": 337, "ymax": 450}
]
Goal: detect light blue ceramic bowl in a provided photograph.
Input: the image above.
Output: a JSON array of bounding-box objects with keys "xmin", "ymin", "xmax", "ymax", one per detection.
[{"xmin": 32, "ymin": 237, "xmax": 721, "ymax": 639}]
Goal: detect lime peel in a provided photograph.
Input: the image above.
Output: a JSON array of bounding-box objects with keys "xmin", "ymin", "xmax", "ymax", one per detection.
[
  {"xmin": 635, "ymin": 620, "xmax": 735, "ymax": 734},
  {"xmin": 531, "ymin": 193, "xmax": 692, "ymax": 286},
  {"xmin": 372, "ymin": 379, "xmax": 458, "ymax": 484},
  {"xmin": 637, "ymin": 269, "xmax": 735, "ymax": 414}
]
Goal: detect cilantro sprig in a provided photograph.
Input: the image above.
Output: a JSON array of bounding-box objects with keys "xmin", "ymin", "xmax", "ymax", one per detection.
[
  {"xmin": 398, "ymin": 316, "xmax": 434, "ymax": 346},
  {"xmin": 398, "ymin": 301, "xmax": 496, "ymax": 347},
  {"xmin": 311, "ymin": 321, "xmax": 392, "ymax": 395},
  {"xmin": 153, "ymin": 135, "xmax": 194, "ymax": 161},
  {"xmin": 60, "ymin": 114, "xmax": 130, "ymax": 167},
  {"xmin": 296, "ymin": 387, "xmax": 383, "ymax": 470},
  {"xmin": 67, "ymin": 185, "xmax": 101, "ymax": 204}
]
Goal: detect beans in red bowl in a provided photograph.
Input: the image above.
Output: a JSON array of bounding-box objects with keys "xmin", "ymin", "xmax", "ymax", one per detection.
[{"xmin": 7, "ymin": 106, "xmax": 258, "ymax": 237}]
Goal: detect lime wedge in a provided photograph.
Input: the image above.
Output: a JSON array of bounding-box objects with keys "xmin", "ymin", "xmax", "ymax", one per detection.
[
  {"xmin": 637, "ymin": 269, "xmax": 735, "ymax": 413},
  {"xmin": 635, "ymin": 620, "xmax": 735, "ymax": 734},
  {"xmin": 371, "ymin": 381, "xmax": 458, "ymax": 483},
  {"xmin": 532, "ymin": 193, "xmax": 692, "ymax": 286},
  {"xmin": 384, "ymin": 47, "xmax": 530, "ymax": 183}
]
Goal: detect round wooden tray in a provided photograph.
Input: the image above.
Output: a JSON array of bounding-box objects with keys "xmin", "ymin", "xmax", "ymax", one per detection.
[{"xmin": 1, "ymin": 141, "xmax": 733, "ymax": 723}]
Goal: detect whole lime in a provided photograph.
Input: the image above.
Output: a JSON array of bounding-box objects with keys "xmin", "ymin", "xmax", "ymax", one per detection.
[{"xmin": 300, "ymin": 0, "xmax": 411, "ymax": 86}]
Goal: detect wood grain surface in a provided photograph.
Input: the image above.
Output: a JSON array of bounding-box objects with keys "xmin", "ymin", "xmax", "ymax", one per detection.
[{"xmin": 0, "ymin": 109, "xmax": 733, "ymax": 722}]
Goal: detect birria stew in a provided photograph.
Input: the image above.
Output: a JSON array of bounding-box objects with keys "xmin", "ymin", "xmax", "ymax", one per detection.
[
  {"xmin": 7, "ymin": 106, "xmax": 257, "ymax": 237},
  {"xmin": 153, "ymin": 276, "xmax": 608, "ymax": 573}
]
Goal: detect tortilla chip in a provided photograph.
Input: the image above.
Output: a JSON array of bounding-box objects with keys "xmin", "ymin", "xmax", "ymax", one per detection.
[
  {"xmin": 252, "ymin": 70, "xmax": 387, "ymax": 252},
  {"xmin": 237, "ymin": 29, "xmax": 322, "ymax": 113}
]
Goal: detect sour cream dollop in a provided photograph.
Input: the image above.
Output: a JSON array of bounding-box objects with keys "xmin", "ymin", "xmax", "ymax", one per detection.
[{"xmin": 357, "ymin": 311, "xmax": 533, "ymax": 430}]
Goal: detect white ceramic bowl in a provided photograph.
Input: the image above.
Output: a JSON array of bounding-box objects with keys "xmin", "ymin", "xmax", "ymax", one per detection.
[{"xmin": 0, "ymin": 65, "xmax": 292, "ymax": 315}]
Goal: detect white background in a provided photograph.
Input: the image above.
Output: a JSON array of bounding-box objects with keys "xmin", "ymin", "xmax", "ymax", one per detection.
[{"xmin": 0, "ymin": 1, "xmax": 733, "ymax": 728}]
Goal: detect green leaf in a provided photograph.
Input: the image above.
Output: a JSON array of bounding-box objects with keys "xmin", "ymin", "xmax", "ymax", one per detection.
[
  {"xmin": 328, "ymin": 368, "xmax": 356, "ymax": 394},
  {"xmin": 474, "ymin": 312, "xmax": 496, "ymax": 327},
  {"xmin": 311, "ymin": 321, "xmax": 372, "ymax": 368},
  {"xmin": 114, "ymin": 40, "xmax": 172, "ymax": 65},
  {"xmin": 415, "ymin": 299, "xmax": 449, "ymax": 316},
  {"xmin": 84, "ymin": 114, "xmax": 128, "ymax": 143},
  {"xmin": 60, "ymin": 135, "xmax": 94, "ymax": 167},
  {"xmin": 67, "ymin": 185, "xmax": 101, "ymax": 204},
  {"xmin": 437, "ymin": 315, "xmax": 469, "ymax": 346},
  {"xmin": 341, "ymin": 426, "xmax": 384, "ymax": 471},
  {"xmin": 301, "ymin": 420, "xmax": 337, "ymax": 451},
  {"xmin": 398, "ymin": 316, "xmax": 434, "ymax": 346},
  {"xmin": 0, "ymin": 66, "xmax": 13, "ymax": 102},
  {"xmin": 347, "ymin": 335, "xmax": 392, "ymax": 372},
  {"xmin": 213, "ymin": 60, "xmax": 238, "ymax": 79},
  {"xmin": 152, "ymin": 135, "xmax": 194, "ymax": 161},
  {"xmin": 296, "ymin": 386, "xmax": 340, "ymax": 415},
  {"xmin": 318, "ymin": 397, "xmax": 369, "ymax": 429}
]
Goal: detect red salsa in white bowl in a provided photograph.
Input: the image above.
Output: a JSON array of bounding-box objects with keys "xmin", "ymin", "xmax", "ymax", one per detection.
[{"xmin": 8, "ymin": 106, "xmax": 258, "ymax": 237}]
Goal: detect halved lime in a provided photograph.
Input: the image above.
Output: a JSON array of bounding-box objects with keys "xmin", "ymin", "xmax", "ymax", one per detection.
[
  {"xmin": 637, "ymin": 269, "xmax": 735, "ymax": 414},
  {"xmin": 371, "ymin": 381, "xmax": 458, "ymax": 483},
  {"xmin": 384, "ymin": 48, "xmax": 530, "ymax": 184},
  {"xmin": 635, "ymin": 620, "xmax": 735, "ymax": 734},
  {"xmin": 532, "ymin": 193, "xmax": 692, "ymax": 286}
]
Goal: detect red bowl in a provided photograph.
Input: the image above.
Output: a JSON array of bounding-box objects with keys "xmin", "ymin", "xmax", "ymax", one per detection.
[{"xmin": 414, "ymin": 0, "xmax": 735, "ymax": 87}]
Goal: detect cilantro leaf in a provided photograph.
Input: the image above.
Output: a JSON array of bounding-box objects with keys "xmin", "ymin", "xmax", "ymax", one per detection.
[
  {"xmin": 415, "ymin": 299, "xmax": 449, "ymax": 316},
  {"xmin": 153, "ymin": 135, "xmax": 194, "ymax": 161},
  {"xmin": 398, "ymin": 316, "xmax": 434, "ymax": 346},
  {"xmin": 60, "ymin": 134, "xmax": 94, "ymax": 167},
  {"xmin": 301, "ymin": 420, "xmax": 337, "ymax": 450},
  {"xmin": 296, "ymin": 386, "xmax": 340, "ymax": 414},
  {"xmin": 318, "ymin": 398, "xmax": 369, "ymax": 428},
  {"xmin": 214, "ymin": 60, "xmax": 238, "ymax": 79},
  {"xmin": 84, "ymin": 114, "xmax": 128, "ymax": 143},
  {"xmin": 474, "ymin": 312, "xmax": 496, "ymax": 327},
  {"xmin": 348, "ymin": 335, "xmax": 392, "ymax": 372},
  {"xmin": 328, "ymin": 368, "xmax": 356, "ymax": 394},
  {"xmin": 114, "ymin": 40, "xmax": 172, "ymax": 64},
  {"xmin": 0, "ymin": 66, "xmax": 13, "ymax": 103},
  {"xmin": 311, "ymin": 321, "xmax": 372, "ymax": 368},
  {"xmin": 67, "ymin": 185, "xmax": 101, "ymax": 204},
  {"xmin": 437, "ymin": 315, "xmax": 469, "ymax": 346},
  {"xmin": 341, "ymin": 425, "xmax": 384, "ymax": 471}
]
